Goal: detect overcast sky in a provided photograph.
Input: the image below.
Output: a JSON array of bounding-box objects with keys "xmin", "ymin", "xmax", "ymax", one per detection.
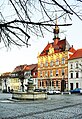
[{"xmin": 0, "ymin": 1, "xmax": 82, "ymax": 73}]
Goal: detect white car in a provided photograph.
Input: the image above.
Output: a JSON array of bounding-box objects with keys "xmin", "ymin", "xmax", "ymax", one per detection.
[
  {"xmin": 80, "ymin": 89, "xmax": 82, "ymax": 94},
  {"xmin": 54, "ymin": 90, "xmax": 61, "ymax": 94},
  {"xmin": 47, "ymin": 90, "xmax": 54, "ymax": 95}
]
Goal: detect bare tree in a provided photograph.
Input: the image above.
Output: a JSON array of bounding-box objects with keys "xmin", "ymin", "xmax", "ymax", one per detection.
[{"xmin": 0, "ymin": 0, "xmax": 82, "ymax": 48}]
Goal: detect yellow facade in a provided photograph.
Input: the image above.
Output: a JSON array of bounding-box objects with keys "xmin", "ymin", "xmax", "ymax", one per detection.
[
  {"xmin": 10, "ymin": 78, "xmax": 20, "ymax": 92},
  {"xmin": 38, "ymin": 47, "xmax": 69, "ymax": 91}
]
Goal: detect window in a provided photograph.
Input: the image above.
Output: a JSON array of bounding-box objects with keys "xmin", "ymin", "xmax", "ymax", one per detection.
[
  {"xmin": 46, "ymin": 81, "xmax": 47, "ymax": 86},
  {"xmin": 50, "ymin": 70, "xmax": 53, "ymax": 77},
  {"xmin": 33, "ymin": 72, "xmax": 36, "ymax": 76},
  {"xmin": 45, "ymin": 61, "xmax": 48, "ymax": 67},
  {"xmin": 62, "ymin": 69, "xmax": 64, "ymax": 76},
  {"xmin": 70, "ymin": 73, "xmax": 73, "ymax": 78},
  {"xmin": 76, "ymin": 72, "xmax": 79, "ymax": 78},
  {"xmin": 56, "ymin": 59, "xmax": 59, "ymax": 65},
  {"xmin": 40, "ymin": 82, "xmax": 41, "ymax": 86},
  {"xmin": 40, "ymin": 71, "xmax": 42, "ymax": 77},
  {"xmin": 45, "ymin": 71, "xmax": 48, "ymax": 77},
  {"xmin": 70, "ymin": 64, "xmax": 73, "ymax": 69},
  {"xmin": 42, "ymin": 81, "xmax": 44, "ymax": 86},
  {"xmin": 76, "ymin": 62, "xmax": 78, "ymax": 68},
  {"xmin": 62, "ymin": 58, "xmax": 65, "ymax": 64},
  {"xmin": 52, "ymin": 81, "xmax": 54, "ymax": 86},
  {"xmin": 25, "ymin": 71, "xmax": 31, "ymax": 77},
  {"xmin": 56, "ymin": 70, "xmax": 58, "ymax": 76},
  {"xmin": 40, "ymin": 62, "xmax": 43, "ymax": 67},
  {"xmin": 76, "ymin": 83, "xmax": 78, "ymax": 88},
  {"xmin": 50, "ymin": 60, "xmax": 53, "ymax": 66},
  {"xmin": 56, "ymin": 80, "xmax": 58, "ymax": 86}
]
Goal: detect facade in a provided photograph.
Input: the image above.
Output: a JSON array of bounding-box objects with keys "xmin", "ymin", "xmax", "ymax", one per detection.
[
  {"xmin": 68, "ymin": 49, "xmax": 82, "ymax": 90},
  {"xmin": 24, "ymin": 64, "xmax": 38, "ymax": 91},
  {"xmin": 1, "ymin": 72, "xmax": 11, "ymax": 92},
  {"xmin": 11, "ymin": 64, "xmax": 38, "ymax": 92},
  {"xmin": 37, "ymin": 20, "xmax": 76, "ymax": 91}
]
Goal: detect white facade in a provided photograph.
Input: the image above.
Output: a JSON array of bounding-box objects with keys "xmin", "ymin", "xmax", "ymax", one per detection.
[
  {"xmin": 68, "ymin": 58, "xmax": 82, "ymax": 90},
  {"xmin": 2, "ymin": 77, "xmax": 11, "ymax": 92}
]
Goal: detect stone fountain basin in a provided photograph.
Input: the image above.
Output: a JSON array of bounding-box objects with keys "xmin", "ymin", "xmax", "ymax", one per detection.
[{"xmin": 12, "ymin": 92, "xmax": 47, "ymax": 100}]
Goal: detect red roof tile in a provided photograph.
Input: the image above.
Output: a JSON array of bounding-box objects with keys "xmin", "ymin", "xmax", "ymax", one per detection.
[
  {"xmin": 39, "ymin": 39, "xmax": 75, "ymax": 56},
  {"xmin": 13, "ymin": 64, "xmax": 27, "ymax": 72},
  {"xmin": 69, "ymin": 48, "xmax": 82, "ymax": 60},
  {"xmin": 69, "ymin": 47, "xmax": 76, "ymax": 53},
  {"xmin": 12, "ymin": 64, "xmax": 37, "ymax": 73}
]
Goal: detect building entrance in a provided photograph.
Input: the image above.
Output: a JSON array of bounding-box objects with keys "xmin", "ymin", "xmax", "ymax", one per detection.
[{"xmin": 61, "ymin": 79, "xmax": 66, "ymax": 92}]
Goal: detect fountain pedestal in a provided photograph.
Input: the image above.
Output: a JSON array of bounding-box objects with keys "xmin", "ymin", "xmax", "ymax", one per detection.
[{"xmin": 12, "ymin": 92, "xmax": 47, "ymax": 100}]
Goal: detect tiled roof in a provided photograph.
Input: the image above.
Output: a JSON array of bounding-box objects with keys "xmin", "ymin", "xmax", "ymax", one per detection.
[
  {"xmin": 69, "ymin": 48, "xmax": 82, "ymax": 60},
  {"xmin": 39, "ymin": 39, "xmax": 75, "ymax": 56},
  {"xmin": 23, "ymin": 64, "xmax": 37, "ymax": 71},
  {"xmin": 13, "ymin": 64, "xmax": 27, "ymax": 72},
  {"xmin": 1, "ymin": 72, "xmax": 11, "ymax": 78},
  {"xmin": 69, "ymin": 47, "xmax": 76, "ymax": 53},
  {"xmin": 12, "ymin": 64, "xmax": 37, "ymax": 73}
]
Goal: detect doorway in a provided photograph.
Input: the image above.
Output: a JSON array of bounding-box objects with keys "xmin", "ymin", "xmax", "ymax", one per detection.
[
  {"xmin": 70, "ymin": 83, "xmax": 73, "ymax": 90},
  {"xmin": 61, "ymin": 79, "xmax": 66, "ymax": 92}
]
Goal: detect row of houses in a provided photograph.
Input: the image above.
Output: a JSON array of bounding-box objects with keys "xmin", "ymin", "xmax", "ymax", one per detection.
[{"xmin": 0, "ymin": 19, "xmax": 82, "ymax": 92}]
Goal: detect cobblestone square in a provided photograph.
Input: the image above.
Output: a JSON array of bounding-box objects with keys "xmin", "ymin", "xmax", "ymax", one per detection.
[{"xmin": 0, "ymin": 93, "xmax": 82, "ymax": 119}]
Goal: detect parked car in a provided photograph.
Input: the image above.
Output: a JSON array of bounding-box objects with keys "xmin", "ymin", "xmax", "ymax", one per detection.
[
  {"xmin": 34, "ymin": 88, "xmax": 47, "ymax": 92},
  {"xmin": 80, "ymin": 89, "xmax": 82, "ymax": 94},
  {"xmin": 54, "ymin": 90, "xmax": 61, "ymax": 94},
  {"xmin": 70, "ymin": 88, "xmax": 82, "ymax": 94},
  {"xmin": 47, "ymin": 90, "xmax": 54, "ymax": 95},
  {"xmin": 34, "ymin": 89, "xmax": 40, "ymax": 92}
]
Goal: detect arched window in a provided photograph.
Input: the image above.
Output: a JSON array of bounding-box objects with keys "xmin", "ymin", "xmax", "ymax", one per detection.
[
  {"xmin": 40, "ymin": 71, "xmax": 42, "ymax": 77},
  {"xmin": 42, "ymin": 81, "xmax": 44, "ymax": 86},
  {"xmin": 45, "ymin": 71, "xmax": 48, "ymax": 77},
  {"xmin": 50, "ymin": 70, "xmax": 53, "ymax": 77},
  {"xmin": 62, "ymin": 69, "xmax": 64, "ymax": 76},
  {"xmin": 76, "ymin": 62, "xmax": 78, "ymax": 68},
  {"xmin": 76, "ymin": 72, "xmax": 79, "ymax": 78},
  {"xmin": 52, "ymin": 81, "xmax": 54, "ymax": 86},
  {"xmin": 56, "ymin": 80, "xmax": 58, "ymax": 86},
  {"xmin": 70, "ymin": 63, "xmax": 73, "ymax": 69},
  {"xmin": 56, "ymin": 70, "xmax": 58, "ymax": 76}
]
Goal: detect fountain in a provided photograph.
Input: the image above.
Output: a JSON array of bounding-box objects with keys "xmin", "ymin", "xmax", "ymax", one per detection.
[{"xmin": 12, "ymin": 78, "xmax": 47, "ymax": 100}]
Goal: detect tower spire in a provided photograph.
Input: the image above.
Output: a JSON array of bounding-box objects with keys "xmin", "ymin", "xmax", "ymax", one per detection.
[{"xmin": 53, "ymin": 14, "xmax": 59, "ymax": 40}]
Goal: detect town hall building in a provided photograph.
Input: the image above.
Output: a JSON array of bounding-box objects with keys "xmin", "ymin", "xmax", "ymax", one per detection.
[{"xmin": 37, "ymin": 19, "xmax": 76, "ymax": 91}]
